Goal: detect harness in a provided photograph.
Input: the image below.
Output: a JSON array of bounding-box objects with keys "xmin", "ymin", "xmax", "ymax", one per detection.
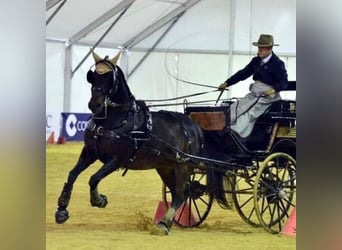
[
  {"xmin": 87, "ymin": 58, "xmax": 155, "ymax": 173},
  {"xmin": 89, "ymin": 101, "xmax": 151, "ymax": 139},
  {"xmin": 87, "ymin": 100, "xmax": 152, "ymax": 173}
]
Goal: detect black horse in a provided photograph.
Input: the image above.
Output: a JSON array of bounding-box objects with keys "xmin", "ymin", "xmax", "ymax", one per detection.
[{"xmin": 55, "ymin": 51, "xmax": 205, "ymax": 235}]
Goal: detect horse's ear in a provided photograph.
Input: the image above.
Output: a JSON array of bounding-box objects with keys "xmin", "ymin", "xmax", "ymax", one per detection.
[
  {"xmin": 109, "ymin": 51, "xmax": 121, "ymax": 65},
  {"xmin": 91, "ymin": 50, "xmax": 102, "ymax": 63}
]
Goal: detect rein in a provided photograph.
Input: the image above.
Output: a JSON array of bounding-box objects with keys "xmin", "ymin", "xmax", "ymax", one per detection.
[
  {"xmin": 146, "ymin": 99, "xmax": 229, "ymax": 108},
  {"xmin": 89, "ymin": 99, "xmax": 152, "ymax": 143},
  {"xmin": 93, "ymin": 97, "xmax": 128, "ymax": 120},
  {"xmin": 106, "ymin": 98, "xmax": 130, "ymax": 108},
  {"xmin": 144, "ymin": 89, "xmax": 220, "ymax": 102},
  {"xmin": 231, "ymin": 94, "xmax": 265, "ymax": 124},
  {"xmin": 144, "ymin": 132, "xmax": 243, "ymax": 173}
]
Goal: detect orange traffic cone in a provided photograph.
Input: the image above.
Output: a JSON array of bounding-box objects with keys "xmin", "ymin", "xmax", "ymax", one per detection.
[
  {"xmin": 174, "ymin": 202, "xmax": 198, "ymax": 226},
  {"xmin": 153, "ymin": 201, "xmax": 198, "ymax": 226},
  {"xmin": 57, "ymin": 136, "xmax": 66, "ymax": 144},
  {"xmin": 153, "ymin": 201, "xmax": 168, "ymax": 224},
  {"xmin": 46, "ymin": 131, "xmax": 55, "ymax": 144},
  {"xmin": 281, "ymin": 207, "xmax": 296, "ymax": 237}
]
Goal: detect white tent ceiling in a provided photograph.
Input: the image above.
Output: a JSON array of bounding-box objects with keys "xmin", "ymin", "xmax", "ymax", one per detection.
[
  {"xmin": 47, "ymin": 0, "xmax": 230, "ymax": 52},
  {"xmin": 46, "ymin": 0, "xmax": 296, "ymax": 113},
  {"xmin": 46, "ymin": 0, "xmax": 296, "ymax": 54}
]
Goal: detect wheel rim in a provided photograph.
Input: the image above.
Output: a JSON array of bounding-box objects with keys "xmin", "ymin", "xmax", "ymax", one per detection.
[
  {"xmin": 162, "ymin": 169, "xmax": 214, "ymax": 227},
  {"xmin": 254, "ymin": 153, "xmax": 296, "ymax": 233},
  {"xmin": 231, "ymin": 166, "xmax": 261, "ymax": 227}
]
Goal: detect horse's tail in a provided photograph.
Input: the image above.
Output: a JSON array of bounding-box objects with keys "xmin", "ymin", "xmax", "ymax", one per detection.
[
  {"xmin": 203, "ymin": 142, "xmax": 233, "ymax": 210},
  {"xmin": 207, "ymin": 169, "xmax": 234, "ymax": 209}
]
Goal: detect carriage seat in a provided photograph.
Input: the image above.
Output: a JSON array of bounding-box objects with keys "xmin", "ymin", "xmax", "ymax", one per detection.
[
  {"xmin": 185, "ymin": 104, "xmax": 295, "ymax": 157},
  {"xmin": 184, "ymin": 81, "xmax": 296, "ymax": 153},
  {"xmin": 241, "ymin": 99, "xmax": 296, "ymax": 150},
  {"xmin": 257, "ymin": 80, "xmax": 296, "ymax": 125},
  {"xmin": 184, "ymin": 99, "xmax": 295, "ymax": 133},
  {"xmin": 242, "ymin": 80, "xmax": 296, "ymax": 151}
]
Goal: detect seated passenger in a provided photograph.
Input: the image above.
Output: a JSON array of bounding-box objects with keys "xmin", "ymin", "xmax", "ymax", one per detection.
[{"xmin": 218, "ymin": 34, "xmax": 288, "ymax": 138}]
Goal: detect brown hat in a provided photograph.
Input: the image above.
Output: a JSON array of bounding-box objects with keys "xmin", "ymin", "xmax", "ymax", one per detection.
[{"xmin": 252, "ymin": 34, "xmax": 279, "ymax": 47}]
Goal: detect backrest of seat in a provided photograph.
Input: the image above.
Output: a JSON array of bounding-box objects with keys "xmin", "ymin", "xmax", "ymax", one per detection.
[
  {"xmin": 285, "ymin": 80, "xmax": 296, "ymax": 91},
  {"xmin": 245, "ymin": 80, "xmax": 296, "ymax": 150}
]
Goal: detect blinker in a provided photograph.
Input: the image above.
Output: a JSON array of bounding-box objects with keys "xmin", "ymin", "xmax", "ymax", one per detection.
[{"xmin": 87, "ymin": 70, "xmax": 93, "ymax": 83}]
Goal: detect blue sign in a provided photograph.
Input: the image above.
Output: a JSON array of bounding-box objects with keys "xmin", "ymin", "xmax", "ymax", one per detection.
[{"xmin": 61, "ymin": 112, "xmax": 92, "ymax": 141}]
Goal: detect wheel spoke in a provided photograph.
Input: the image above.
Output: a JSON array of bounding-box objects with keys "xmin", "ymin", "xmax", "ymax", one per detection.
[
  {"xmin": 192, "ymin": 198, "xmax": 203, "ymax": 221},
  {"xmin": 268, "ymin": 202, "xmax": 276, "ymax": 226},
  {"xmin": 247, "ymin": 206, "xmax": 256, "ymax": 221},
  {"xmin": 233, "ymin": 169, "xmax": 260, "ymax": 227},
  {"xmin": 175, "ymin": 201, "xmax": 187, "ymax": 222},
  {"xmin": 279, "ymin": 198, "xmax": 290, "ymax": 218},
  {"xmin": 276, "ymin": 202, "xmax": 282, "ymax": 231},
  {"xmin": 162, "ymin": 170, "xmax": 213, "ymax": 227},
  {"xmin": 254, "ymin": 152, "xmax": 296, "ymax": 234},
  {"xmin": 198, "ymin": 196, "xmax": 210, "ymax": 206}
]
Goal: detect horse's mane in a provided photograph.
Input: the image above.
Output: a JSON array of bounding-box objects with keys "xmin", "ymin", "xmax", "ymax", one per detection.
[{"xmin": 115, "ymin": 65, "xmax": 135, "ymax": 101}]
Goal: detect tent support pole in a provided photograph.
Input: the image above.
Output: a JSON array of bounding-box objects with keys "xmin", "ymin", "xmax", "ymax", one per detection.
[{"xmin": 127, "ymin": 14, "xmax": 182, "ymax": 78}]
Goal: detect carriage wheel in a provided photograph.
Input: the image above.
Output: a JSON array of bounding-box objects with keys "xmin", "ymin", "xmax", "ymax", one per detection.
[
  {"xmin": 162, "ymin": 168, "xmax": 214, "ymax": 228},
  {"xmin": 253, "ymin": 152, "xmax": 296, "ymax": 233},
  {"xmin": 231, "ymin": 166, "xmax": 261, "ymax": 227}
]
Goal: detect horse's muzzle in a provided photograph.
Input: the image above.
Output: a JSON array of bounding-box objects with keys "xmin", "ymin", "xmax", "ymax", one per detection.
[{"xmin": 88, "ymin": 101, "xmax": 103, "ymax": 114}]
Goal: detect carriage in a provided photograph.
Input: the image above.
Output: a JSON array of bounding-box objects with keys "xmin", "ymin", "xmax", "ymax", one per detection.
[
  {"xmin": 162, "ymin": 81, "xmax": 296, "ymax": 234},
  {"xmin": 55, "ymin": 52, "xmax": 296, "ymax": 235}
]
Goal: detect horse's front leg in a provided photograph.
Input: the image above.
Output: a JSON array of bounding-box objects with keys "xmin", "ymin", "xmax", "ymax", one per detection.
[
  {"xmin": 55, "ymin": 146, "xmax": 97, "ymax": 224},
  {"xmin": 88, "ymin": 157, "xmax": 120, "ymax": 208}
]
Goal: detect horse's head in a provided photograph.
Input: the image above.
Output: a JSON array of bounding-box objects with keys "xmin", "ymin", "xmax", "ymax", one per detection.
[{"xmin": 86, "ymin": 51, "xmax": 121, "ymax": 115}]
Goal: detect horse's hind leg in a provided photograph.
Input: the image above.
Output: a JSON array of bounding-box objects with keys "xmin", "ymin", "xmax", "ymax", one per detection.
[
  {"xmin": 88, "ymin": 158, "xmax": 120, "ymax": 208},
  {"xmin": 55, "ymin": 146, "xmax": 97, "ymax": 224},
  {"xmin": 155, "ymin": 166, "xmax": 189, "ymax": 235}
]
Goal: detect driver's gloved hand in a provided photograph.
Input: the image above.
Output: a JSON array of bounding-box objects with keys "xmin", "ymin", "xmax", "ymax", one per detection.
[
  {"xmin": 263, "ymin": 88, "xmax": 276, "ymax": 96},
  {"xmin": 218, "ymin": 82, "xmax": 227, "ymax": 91}
]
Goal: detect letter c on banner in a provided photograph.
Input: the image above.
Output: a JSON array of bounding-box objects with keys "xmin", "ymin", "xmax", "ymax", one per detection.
[
  {"xmin": 66, "ymin": 114, "xmax": 77, "ymax": 137},
  {"xmin": 46, "ymin": 114, "xmax": 52, "ymax": 128}
]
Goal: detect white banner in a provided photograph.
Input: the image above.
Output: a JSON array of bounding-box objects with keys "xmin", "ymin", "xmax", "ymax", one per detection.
[{"xmin": 46, "ymin": 112, "xmax": 61, "ymax": 142}]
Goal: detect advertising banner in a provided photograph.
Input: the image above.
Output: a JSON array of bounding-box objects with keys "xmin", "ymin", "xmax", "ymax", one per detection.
[
  {"xmin": 46, "ymin": 112, "xmax": 61, "ymax": 142},
  {"xmin": 61, "ymin": 112, "xmax": 92, "ymax": 141}
]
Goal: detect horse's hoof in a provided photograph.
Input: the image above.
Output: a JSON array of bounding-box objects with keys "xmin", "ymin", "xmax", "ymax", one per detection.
[
  {"xmin": 157, "ymin": 222, "xmax": 170, "ymax": 235},
  {"xmin": 98, "ymin": 194, "xmax": 108, "ymax": 208},
  {"xmin": 55, "ymin": 209, "xmax": 69, "ymax": 224},
  {"xmin": 91, "ymin": 194, "xmax": 108, "ymax": 208}
]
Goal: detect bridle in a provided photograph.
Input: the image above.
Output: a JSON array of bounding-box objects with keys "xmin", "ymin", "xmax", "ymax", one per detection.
[
  {"xmin": 87, "ymin": 59, "xmax": 152, "ymax": 150},
  {"xmin": 88, "ymin": 59, "xmax": 122, "ymax": 119},
  {"xmin": 93, "ymin": 58, "xmax": 119, "ymax": 93}
]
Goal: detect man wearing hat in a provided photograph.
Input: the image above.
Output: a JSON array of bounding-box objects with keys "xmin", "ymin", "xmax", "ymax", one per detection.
[{"xmin": 218, "ymin": 34, "xmax": 288, "ymax": 138}]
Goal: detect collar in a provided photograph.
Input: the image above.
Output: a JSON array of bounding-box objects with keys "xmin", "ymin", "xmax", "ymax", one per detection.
[{"xmin": 262, "ymin": 52, "xmax": 273, "ymax": 64}]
